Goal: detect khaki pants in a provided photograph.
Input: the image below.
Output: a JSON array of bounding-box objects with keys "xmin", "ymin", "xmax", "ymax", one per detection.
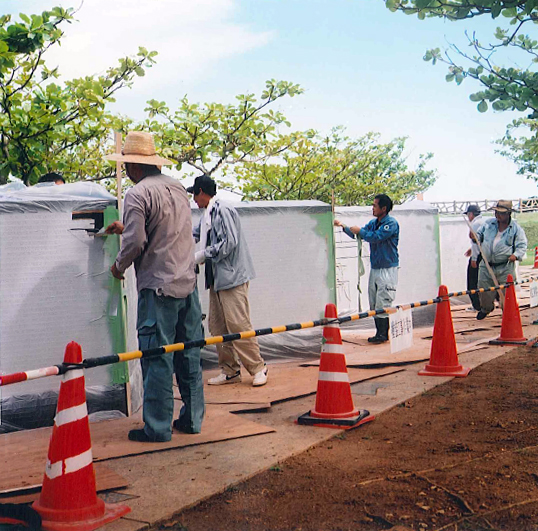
[{"xmin": 209, "ymin": 282, "xmax": 265, "ymax": 376}]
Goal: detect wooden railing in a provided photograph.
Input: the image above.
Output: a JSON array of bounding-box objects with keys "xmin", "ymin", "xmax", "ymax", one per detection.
[{"xmin": 430, "ymin": 198, "xmax": 538, "ymax": 214}]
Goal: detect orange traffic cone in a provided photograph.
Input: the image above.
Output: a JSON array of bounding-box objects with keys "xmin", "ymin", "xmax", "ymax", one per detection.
[
  {"xmin": 297, "ymin": 304, "xmax": 374, "ymax": 429},
  {"xmin": 419, "ymin": 285, "xmax": 470, "ymax": 378},
  {"xmin": 32, "ymin": 342, "xmax": 131, "ymax": 531},
  {"xmin": 490, "ymin": 274, "xmax": 530, "ymax": 346},
  {"xmin": 533, "ymin": 248, "xmax": 538, "ymax": 269}
]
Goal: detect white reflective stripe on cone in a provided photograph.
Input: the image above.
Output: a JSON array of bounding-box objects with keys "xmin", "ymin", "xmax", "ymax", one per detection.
[
  {"xmin": 324, "ymin": 323, "xmax": 339, "ymax": 328},
  {"xmin": 45, "ymin": 460, "xmax": 63, "ymax": 480},
  {"xmin": 318, "ymin": 371, "xmax": 349, "ymax": 382},
  {"xmin": 62, "ymin": 369, "xmax": 84, "ymax": 382},
  {"xmin": 55, "ymin": 403, "xmax": 88, "ymax": 427},
  {"xmin": 65, "ymin": 448, "xmax": 93, "ymax": 475},
  {"xmin": 45, "ymin": 449, "xmax": 93, "ymax": 480},
  {"xmin": 321, "ymin": 343, "xmax": 343, "ymax": 354}
]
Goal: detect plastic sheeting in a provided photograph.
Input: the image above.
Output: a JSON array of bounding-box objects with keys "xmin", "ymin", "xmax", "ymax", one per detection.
[
  {"xmin": 0, "ymin": 181, "xmax": 117, "ymax": 213},
  {"xmin": 439, "ymin": 216, "xmax": 469, "ymax": 292},
  {"xmin": 192, "ymin": 200, "xmax": 336, "ymax": 360},
  {"xmin": 0, "ymin": 182, "xmax": 133, "ymax": 431},
  {"xmin": 334, "ymin": 201, "xmax": 440, "ymax": 328}
]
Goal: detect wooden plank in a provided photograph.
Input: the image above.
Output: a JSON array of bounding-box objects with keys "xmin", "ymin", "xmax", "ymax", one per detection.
[
  {"xmin": 0, "ymin": 463, "xmax": 128, "ymax": 504},
  {"xmin": 202, "ymin": 364, "xmax": 402, "ymax": 405},
  {"xmin": 0, "ymin": 405, "xmax": 275, "ymax": 483},
  {"xmin": 89, "ymin": 405, "xmax": 275, "ymax": 461}
]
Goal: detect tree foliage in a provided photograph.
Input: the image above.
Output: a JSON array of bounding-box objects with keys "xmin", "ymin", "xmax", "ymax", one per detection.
[
  {"xmin": 230, "ymin": 128, "xmax": 437, "ymax": 205},
  {"xmin": 143, "ymin": 80, "xmax": 304, "ymax": 176},
  {"xmin": 386, "ymin": 0, "xmax": 538, "ymax": 180},
  {"xmin": 1, "ymin": 7, "xmax": 437, "ymax": 201},
  {"xmin": 0, "ymin": 7, "xmax": 156, "ymax": 185}
]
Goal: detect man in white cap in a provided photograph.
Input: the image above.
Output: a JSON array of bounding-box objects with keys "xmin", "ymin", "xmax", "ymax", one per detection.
[
  {"xmin": 463, "ymin": 204, "xmax": 484, "ymax": 313},
  {"xmin": 187, "ymin": 174, "xmax": 268, "ymax": 386},
  {"xmin": 475, "ymin": 199, "xmax": 527, "ymax": 320},
  {"xmin": 105, "ymin": 131, "xmax": 204, "ymax": 442}
]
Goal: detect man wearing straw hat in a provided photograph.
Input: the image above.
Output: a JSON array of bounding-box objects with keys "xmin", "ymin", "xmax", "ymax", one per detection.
[
  {"xmin": 474, "ymin": 199, "xmax": 527, "ymax": 320},
  {"xmin": 104, "ymin": 131, "xmax": 205, "ymax": 442}
]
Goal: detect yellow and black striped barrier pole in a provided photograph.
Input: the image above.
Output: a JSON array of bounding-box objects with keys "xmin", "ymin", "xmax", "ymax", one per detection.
[{"xmin": 2, "ymin": 275, "xmax": 538, "ymax": 386}]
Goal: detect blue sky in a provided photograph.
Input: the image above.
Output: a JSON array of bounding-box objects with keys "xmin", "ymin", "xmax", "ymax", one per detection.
[{"xmin": 4, "ymin": 0, "xmax": 538, "ymax": 201}]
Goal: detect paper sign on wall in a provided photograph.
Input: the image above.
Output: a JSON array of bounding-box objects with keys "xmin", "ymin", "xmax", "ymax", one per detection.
[
  {"xmin": 389, "ymin": 308, "xmax": 414, "ymax": 354},
  {"xmin": 531, "ymin": 281, "xmax": 538, "ymax": 308}
]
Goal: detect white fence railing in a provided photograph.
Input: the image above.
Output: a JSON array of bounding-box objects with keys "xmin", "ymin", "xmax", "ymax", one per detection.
[{"xmin": 430, "ymin": 198, "xmax": 538, "ymax": 214}]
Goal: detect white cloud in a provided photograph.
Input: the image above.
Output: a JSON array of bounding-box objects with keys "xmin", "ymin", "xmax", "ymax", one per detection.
[{"xmin": 42, "ymin": 0, "xmax": 273, "ymax": 114}]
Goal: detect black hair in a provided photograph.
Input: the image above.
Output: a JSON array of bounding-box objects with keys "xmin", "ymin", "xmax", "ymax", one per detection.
[
  {"xmin": 38, "ymin": 172, "xmax": 65, "ymax": 184},
  {"xmin": 374, "ymin": 193, "xmax": 393, "ymax": 214}
]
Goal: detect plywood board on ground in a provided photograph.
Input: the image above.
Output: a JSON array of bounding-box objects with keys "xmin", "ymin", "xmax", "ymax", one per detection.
[
  {"xmin": 302, "ymin": 331, "xmax": 496, "ymax": 368},
  {"xmin": 0, "ymin": 463, "xmax": 127, "ymax": 503},
  {"xmin": 201, "ymin": 364, "xmax": 402, "ymax": 406},
  {"xmin": 0, "ymin": 404, "xmax": 275, "ymax": 474},
  {"xmin": 90, "ymin": 404, "xmax": 274, "ymax": 461}
]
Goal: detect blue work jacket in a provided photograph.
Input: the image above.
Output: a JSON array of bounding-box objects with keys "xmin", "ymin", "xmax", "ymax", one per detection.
[{"xmin": 344, "ymin": 214, "xmax": 399, "ymax": 269}]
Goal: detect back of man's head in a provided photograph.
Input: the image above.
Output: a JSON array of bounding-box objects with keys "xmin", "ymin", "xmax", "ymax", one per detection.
[
  {"xmin": 38, "ymin": 172, "xmax": 65, "ymax": 185},
  {"xmin": 375, "ymin": 193, "xmax": 393, "ymax": 214},
  {"xmin": 187, "ymin": 175, "xmax": 217, "ymax": 197}
]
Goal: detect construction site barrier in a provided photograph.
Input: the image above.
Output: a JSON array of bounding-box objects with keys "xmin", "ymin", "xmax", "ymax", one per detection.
[{"xmin": 2, "ymin": 275, "xmax": 538, "ymax": 388}]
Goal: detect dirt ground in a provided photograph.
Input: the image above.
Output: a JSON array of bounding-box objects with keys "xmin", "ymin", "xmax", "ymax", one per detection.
[{"xmin": 162, "ymin": 345, "xmax": 538, "ymax": 531}]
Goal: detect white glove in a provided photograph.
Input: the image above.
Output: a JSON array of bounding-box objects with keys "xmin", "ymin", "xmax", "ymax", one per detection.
[{"xmin": 195, "ymin": 249, "xmax": 206, "ymax": 264}]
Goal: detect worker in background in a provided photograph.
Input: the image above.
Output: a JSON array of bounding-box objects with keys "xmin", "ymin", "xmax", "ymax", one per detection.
[
  {"xmin": 334, "ymin": 194, "xmax": 400, "ymax": 344},
  {"xmin": 464, "ymin": 204, "xmax": 485, "ymax": 313},
  {"xmin": 37, "ymin": 173, "xmax": 65, "ymax": 185},
  {"xmin": 475, "ymin": 200, "xmax": 527, "ymax": 320}
]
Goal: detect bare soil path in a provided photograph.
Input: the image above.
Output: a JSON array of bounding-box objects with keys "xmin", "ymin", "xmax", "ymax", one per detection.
[{"xmin": 163, "ymin": 345, "xmax": 538, "ymax": 531}]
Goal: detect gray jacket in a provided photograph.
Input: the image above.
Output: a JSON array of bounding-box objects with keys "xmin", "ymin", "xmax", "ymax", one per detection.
[
  {"xmin": 476, "ymin": 217, "xmax": 527, "ymax": 264},
  {"xmin": 193, "ymin": 200, "xmax": 256, "ymax": 292}
]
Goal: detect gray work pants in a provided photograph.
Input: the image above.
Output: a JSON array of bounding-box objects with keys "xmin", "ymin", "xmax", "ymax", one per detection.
[
  {"xmin": 478, "ymin": 261, "xmax": 515, "ymax": 314},
  {"xmin": 368, "ymin": 267, "xmax": 398, "ymax": 321}
]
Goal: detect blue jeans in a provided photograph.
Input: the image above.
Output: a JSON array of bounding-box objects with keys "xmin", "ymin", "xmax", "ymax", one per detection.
[{"xmin": 137, "ymin": 287, "xmax": 205, "ymax": 440}]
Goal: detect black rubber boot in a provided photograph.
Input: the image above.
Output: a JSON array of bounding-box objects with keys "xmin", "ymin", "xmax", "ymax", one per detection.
[
  {"xmin": 369, "ymin": 318, "xmax": 389, "ymax": 344},
  {"xmin": 368, "ymin": 318, "xmax": 382, "ymax": 343}
]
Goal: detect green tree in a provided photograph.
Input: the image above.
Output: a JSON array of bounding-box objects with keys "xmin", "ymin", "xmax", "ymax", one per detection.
[
  {"xmin": 385, "ymin": 1, "xmax": 538, "ymax": 180},
  {"xmin": 142, "ymin": 79, "xmax": 304, "ymax": 178},
  {"xmin": 231, "ymin": 128, "xmax": 437, "ymax": 205},
  {"xmin": 0, "ymin": 7, "xmax": 156, "ymax": 185},
  {"xmin": 140, "ymin": 81, "xmax": 435, "ymax": 203}
]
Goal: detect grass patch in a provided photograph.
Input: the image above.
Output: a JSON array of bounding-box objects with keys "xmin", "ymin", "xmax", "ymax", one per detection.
[{"xmin": 517, "ymin": 212, "xmax": 538, "ymax": 265}]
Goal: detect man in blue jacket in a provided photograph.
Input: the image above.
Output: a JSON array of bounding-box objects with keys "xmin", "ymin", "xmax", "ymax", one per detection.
[{"xmin": 334, "ymin": 194, "xmax": 400, "ymax": 343}]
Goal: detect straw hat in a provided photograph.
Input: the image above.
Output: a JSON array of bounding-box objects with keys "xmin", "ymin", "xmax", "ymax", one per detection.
[
  {"xmin": 490, "ymin": 199, "xmax": 515, "ymax": 213},
  {"xmin": 105, "ymin": 131, "xmax": 173, "ymax": 166}
]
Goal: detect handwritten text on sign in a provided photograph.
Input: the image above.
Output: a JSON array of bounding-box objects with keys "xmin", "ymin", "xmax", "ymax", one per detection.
[
  {"xmin": 389, "ymin": 308, "xmax": 414, "ymax": 354},
  {"xmin": 531, "ymin": 281, "xmax": 538, "ymax": 308}
]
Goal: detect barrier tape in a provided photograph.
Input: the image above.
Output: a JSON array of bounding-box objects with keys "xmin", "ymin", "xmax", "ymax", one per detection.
[{"xmin": 2, "ymin": 275, "xmax": 538, "ymax": 387}]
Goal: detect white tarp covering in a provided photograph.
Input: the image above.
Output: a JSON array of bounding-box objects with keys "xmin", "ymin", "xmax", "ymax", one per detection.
[
  {"xmin": 439, "ymin": 216, "xmax": 469, "ymax": 292},
  {"xmin": 192, "ymin": 200, "xmax": 336, "ymax": 357},
  {"xmin": 334, "ymin": 201, "xmax": 440, "ymax": 327},
  {"xmin": 0, "ymin": 182, "xmax": 134, "ymax": 430}
]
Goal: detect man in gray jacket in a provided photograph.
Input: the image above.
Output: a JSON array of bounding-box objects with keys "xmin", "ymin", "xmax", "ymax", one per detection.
[
  {"xmin": 475, "ymin": 200, "xmax": 527, "ymax": 320},
  {"xmin": 188, "ymin": 175, "xmax": 268, "ymax": 386}
]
